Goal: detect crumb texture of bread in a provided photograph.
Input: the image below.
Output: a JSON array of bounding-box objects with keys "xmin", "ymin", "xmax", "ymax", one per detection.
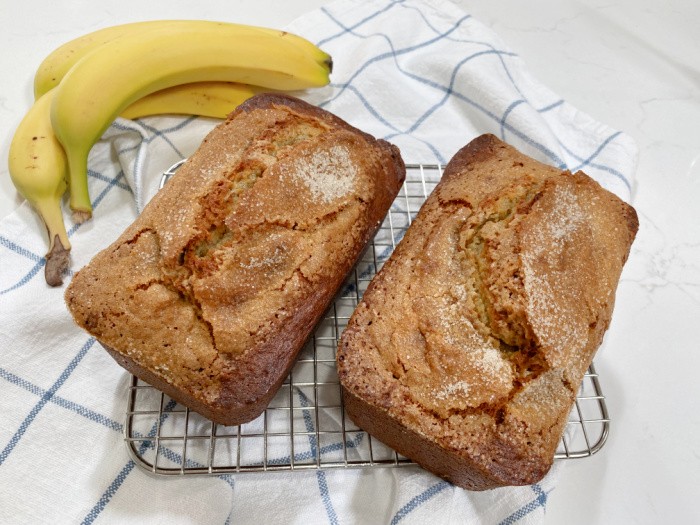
[
  {"xmin": 65, "ymin": 94, "xmax": 405, "ymax": 426},
  {"xmin": 337, "ymin": 134, "xmax": 638, "ymax": 490}
]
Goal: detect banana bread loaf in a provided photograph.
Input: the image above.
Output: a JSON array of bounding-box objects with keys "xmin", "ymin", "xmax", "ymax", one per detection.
[
  {"xmin": 337, "ymin": 134, "xmax": 637, "ymax": 490},
  {"xmin": 65, "ymin": 93, "xmax": 405, "ymax": 426}
]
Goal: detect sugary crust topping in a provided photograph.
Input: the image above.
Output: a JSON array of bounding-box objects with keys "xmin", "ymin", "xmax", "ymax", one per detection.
[
  {"xmin": 285, "ymin": 144, "xmax": 357, "ymax": 203},
  {"xmin": 337, "ymin": 133, "xmax": 638, "ymax": 488},
  {"xmin": 65, "ymin": 94, "xmax": 405, "ymax": 424}
]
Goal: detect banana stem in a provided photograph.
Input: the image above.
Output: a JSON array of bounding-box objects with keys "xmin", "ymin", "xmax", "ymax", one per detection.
[
  {"xmin": 32, "ymin": 197, "xmax": 71, "ymax": 286},
  {"xmin": 66, "ymin": 150, "xmax": 93, "ymax": 222},
  {"xmin": 45, "ymin": 236, "xmax": 71, "ymax": 287}
]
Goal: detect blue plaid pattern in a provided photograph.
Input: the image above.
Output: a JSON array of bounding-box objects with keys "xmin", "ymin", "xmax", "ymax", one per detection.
[{"xmin": 0, "ymin": 0, "xmax": 635, "ymax": 522}]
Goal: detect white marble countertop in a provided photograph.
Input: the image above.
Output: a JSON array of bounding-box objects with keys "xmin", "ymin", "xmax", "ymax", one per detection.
[
  {"xmin": 1, "ymin": 0, "xmax": 698, "ymax": 523},
  {"xmin": 462, "ymin": 2, "xmax": 700, "ymax": 523}
]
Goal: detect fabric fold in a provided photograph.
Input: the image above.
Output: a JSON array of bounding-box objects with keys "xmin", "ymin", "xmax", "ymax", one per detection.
[{"xmin": 0, "ymin": 1, "xmax": 635, "ymax": 523}]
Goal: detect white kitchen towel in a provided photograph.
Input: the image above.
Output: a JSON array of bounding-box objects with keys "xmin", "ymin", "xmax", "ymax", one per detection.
[{"xmin": 0, "ymin": 0, "xmax": 637, "ymax": 524}]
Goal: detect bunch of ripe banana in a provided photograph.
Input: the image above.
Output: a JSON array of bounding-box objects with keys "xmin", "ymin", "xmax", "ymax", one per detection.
[{"xmin": 8, "ymin": 20, "xmax": 332, "ymax": 286}]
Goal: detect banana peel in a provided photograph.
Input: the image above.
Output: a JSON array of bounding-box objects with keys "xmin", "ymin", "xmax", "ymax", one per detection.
[
  {"xmin": 9, "ymin": 21, "xmax": 333, "ymax": 286},
  {"xmin": 8, "ymin": 90, "xmax": 72, "ymax": 287}
]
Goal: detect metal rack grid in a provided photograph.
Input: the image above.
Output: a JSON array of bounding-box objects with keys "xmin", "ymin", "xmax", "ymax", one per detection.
[{"xmin": 125, "ymin": 163, "xmax": 610, "ymax": 475}]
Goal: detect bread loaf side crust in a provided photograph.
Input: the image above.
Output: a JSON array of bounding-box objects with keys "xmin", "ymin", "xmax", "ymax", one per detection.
[
  {"xmin": 65, "ymin": 94, "xmax": 405, "ymax": 426},
  {"xmin": 337, "ymin": 134, "xmax": 637, "ymax": 490}
]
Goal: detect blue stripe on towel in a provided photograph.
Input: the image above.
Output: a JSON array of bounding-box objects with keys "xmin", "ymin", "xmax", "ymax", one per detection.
[
  {"xmin": 500, "ymin": 99, "xmax": 526, "ymax": 140},
  {"xmin": 390, "ymin": 481, "xmax": 451, "ymax": 524},
  {"xmin": 317, "ymin": 0, "xmax": 629, "ymax": 189},
  {"xmin": 319, "ymin": 12, "xmax": 473, "ymax": 108},
  {"xmin": 81, "ymin": 461, "xmax": 137, "ymax": 525},
  {"xmin": 560, "ymin": 131, "xmax": 631, "ymax": 189},
  {"xmin": 0, "ymin": 260, "xmax": 44, "ymax": 295},
  {"xmin": 0, "ymin": 337, "xmax": 95, "ymax": 466},
  {"xmin": 499, "ymin": 484, "xmax": 550, "ymax": 525},
  {"xmin": 113, "ymin": 115, "xmax": 200, "ymax": 157},
  {"xmin": 0, "ymin": 366, "xmax": 122, "ymax": 432},
  {"xmin": 296, "ymin": 388, "xmax": 341, "ymax": 524},
  {"xmin": 88, "ymin": 168, "xmax": 131, "ymax": 192},
  {"xmin": 0, "ymin": 235, "xmax": 42, "ymax": 262},
  {"xmin": 317, "ymin": 470, "xmax": 340, "ymax": 525},
  {"xmin": 317, "ymin": 0, "xmax": 402, "ymax": 47},
  {"xmin": 81, "ymin": 399, "xmax": 179, "ymax": 524},
  {"xmin": 1, "ymin": 168, "xmax": 129, "ymax": 292}
]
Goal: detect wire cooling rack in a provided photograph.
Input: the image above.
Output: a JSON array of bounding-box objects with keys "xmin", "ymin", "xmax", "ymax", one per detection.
[{"xmin": 125, "ymin": 163, "xmax": 610, "ymax": 475}]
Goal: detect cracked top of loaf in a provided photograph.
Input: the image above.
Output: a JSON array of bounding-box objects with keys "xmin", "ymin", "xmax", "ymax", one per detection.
[
  {"xmin": 65, "ymin": 94, "xmax": 405, "ymax": 426},
  {"xmin": 337, "ymin": 134, "xmax": 638, "ymax": 490}
]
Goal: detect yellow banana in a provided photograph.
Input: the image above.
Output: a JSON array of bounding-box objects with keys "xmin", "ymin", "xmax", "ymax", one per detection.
[
  {"xmin": 8, "ymin": 89, "xmax": 71, "ymax": 287},
  {"xmin": 120, "ymin": 81, "xmax": 259, "ymax": 120},
  {"xmin": 51, "ymin": 24, "xmax": 332, "ymax": 221},
  {"xmin": 7, "ymin": 81, "xmax": 259, "ymax": 287},
  {"xmin": 34, "ymin": 20, "xmax": 331, "ymax": 99}
]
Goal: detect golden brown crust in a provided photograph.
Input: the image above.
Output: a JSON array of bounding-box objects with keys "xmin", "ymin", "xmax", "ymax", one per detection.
[
  {"xmin": 337, "ymin": 134, "xmax": 637, "ymax": 490},
  {"xmin": 65, "ymin": 94, "xmax": 405, "ymax": 426}
]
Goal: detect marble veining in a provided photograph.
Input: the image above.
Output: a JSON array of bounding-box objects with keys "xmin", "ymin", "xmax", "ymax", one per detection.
[{"xmin": 0, "ymin": 1, "xmax": 698, "ymax": 523}]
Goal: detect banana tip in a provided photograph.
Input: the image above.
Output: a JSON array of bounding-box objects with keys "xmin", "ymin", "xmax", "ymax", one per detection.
[{"xmin": 45, "ymin": 236, "xmax": 71, "ymax": 287}]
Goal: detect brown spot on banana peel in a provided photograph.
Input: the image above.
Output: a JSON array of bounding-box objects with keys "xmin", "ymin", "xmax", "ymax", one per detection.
[{"xmin": 45, "ymin": 235, "xmax": 70, "ymax": 287}]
